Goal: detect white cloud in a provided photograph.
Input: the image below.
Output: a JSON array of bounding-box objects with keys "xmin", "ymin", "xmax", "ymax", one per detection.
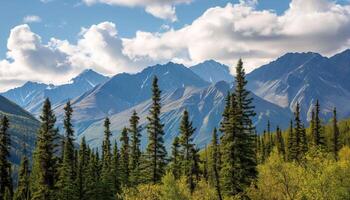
[
  {"xmin": 1, "ymin": 0, "xmax": 350, "ymax": 91},
  {"xmin": 122, "ymin": 0, "xmax": 350, "ymax": 72},
  {"xmin": 82, "ymin": 0, "xmax": 192, "ymax": 21},
  {"xmin": 23, "ymin": 15, "xmax": 42, "ymax": 23}
]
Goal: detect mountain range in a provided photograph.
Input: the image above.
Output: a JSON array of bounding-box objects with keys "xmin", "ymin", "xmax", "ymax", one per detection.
[
  {"xmin": 2, "ymin": 69, "xmax": 109, "ymax": 116},
  {"xmin": 2, "ymin": 49, "xmax": 350, "ymax": 150}
]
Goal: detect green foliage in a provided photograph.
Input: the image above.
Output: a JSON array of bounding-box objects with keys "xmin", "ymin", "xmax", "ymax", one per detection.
[
  {"xmin": 120, "ymin": 127, "xmax": 130, "ymax": 185},
  {"xmin": 145, "ymin": 76, "xmax": 167, "ymax": 184},
  {"xmin": 0, "ymin": 116, "xmax": 12, "ymax": 199},
  {"xmin": 129, "ymin": 110, "xmax": 141, "ymax": 185},
  {"xmin": 30, "ymin": 98, "xmax": 58, "ymax": 200}
]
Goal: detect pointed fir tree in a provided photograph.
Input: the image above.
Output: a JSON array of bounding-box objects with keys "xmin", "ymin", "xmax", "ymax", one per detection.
[
  {"xmin": 100, "ymin": 117, "xmax": 114, "ymax": 199},
  {"xmin": 275, "ymin": 126, "xmax": 286, "ymax": 160},
  {"xmin": 287, "ymin": 120, "xmax": 297, "ymax": 161},
  {"xmin": 111, "ymin": 142, "xmax": 121, "ymax": 195},
  {"xmin": 190, "ymin": 147, "xmax": 201, "ymax": 192},
  {"xmin": 86, "ymin": 150, "xmax": 100, "ymax": 200},
  {"xmin": 30, "ymin": 98, "xmax": 59, "ymax": 200},
  {"xmin": 179, "ymin": 109, "xmax": 196, "ymax": 191},
  {"xmin": 211, "ymin": 128, "xmax": 223, "ymax": 200},
  {"xmin": 0, "ymin": 116, "xmax": 12, "ymax": 200},
  {"xmin": 57, "ymin": 101, "xmax": 77, "ymax": 200},
  {"xmin": 233, "ymin": 59, "xmax": 257, "ymax": 191},
  {"xmin": 14, "ymin": 151, "xmax": 31, "ymax": 200},
  {"xmin": 203, "ymin": 145, "xmax": 209, "ymax": 182},
  {"xmin": 14, "ymin": 131, "xmax": 30, "ymax": 200},
  {"xmin": 145, "ymin": 76, "xmax": 167, "ymax": 184},
  {"xmin": 332, "ymin": 107, "xmax": 341, "ymax": 160},
  {"xmin": 128, "ymin": 110, "xmax": 141, "ymax": 185},
  {"xmin": 220, "ymin": 92, "xmax": 241, "ymax": 195},
  {"xmin": 170, "ymin": 136, "xmax": 180, "ymax": 179},
  {"xmin": 313, "ymin": 100, "xmax": 325, "ymax": 148},
  {"xmin": 294, "ymin": 103, "xmax": 305, "ymax": 161},
  {"xmin": 119, "ymin": 127, "xmax": 130, "ymax": 185},
  {"xmin": 76, "ymin": 137, "xmax": 89, "ymax": 200}
]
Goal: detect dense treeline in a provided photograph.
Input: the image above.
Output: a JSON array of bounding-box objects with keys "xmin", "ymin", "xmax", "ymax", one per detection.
[{"xmin": 0, "ymin": 60, "xmax": 349, "ymax": 199}]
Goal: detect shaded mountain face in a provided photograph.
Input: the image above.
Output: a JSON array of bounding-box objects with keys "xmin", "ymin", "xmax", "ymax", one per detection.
[
  {"xmin": 247, "ymin": 50, "xmax": 350, "ymax": 122},
  {"xmin": 191, "ymin": 60, "xmax": 234, "ymax": 83},
  {"xmin": 2, "ymin": 69, "xmax": 109, "ymax": 115},
  {"xmin": 0, "ymin": 95, "xmax": 39, "ymax": 164},
  {"xmin": 53, "ymin": 62, "xmax": 209, "ymax": 135},
  {"xmin": 78, "ymin": 81, "xmax": 291, "ymax": 150}
]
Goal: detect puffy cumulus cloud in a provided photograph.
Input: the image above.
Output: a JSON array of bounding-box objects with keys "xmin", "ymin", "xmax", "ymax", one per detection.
[
  {"xmin": 0, "ymin": 22, "xmax": 141, "ymax": 92},
  {"xmin": 122, "ymin": 0, "xmax": 350, "ymax": 72},
  {"xmin": 23, "ymin": 15, "xmax": 42, "ymax": 23},
  {"xmin": 82, "ymin": 0, "xmax": 192, "ymax": 21}
]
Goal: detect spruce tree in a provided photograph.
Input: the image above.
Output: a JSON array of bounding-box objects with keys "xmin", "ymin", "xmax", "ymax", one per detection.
[
  {"xmin": 111, "ymin": 142, "xmax": 120, "ymax": 195},
  {"xmin": 275, "ymin": 126, "xmax": 286, "ymax": 160},
  {"xmin": 178, "ymin": 109, "xmax": 196, "ymax": 191},
  {"xmin": 100, "ymin": 117, "xmax": 114, "ymax": 200},
  {"xmin": 14, "ymin": 154, "xmax": 30, "ymax": 200},
  {"xmin": 287, "ymin": 120, "xmax": 297, "ymax": 161},
  {"xmin": 86, "ymin": 150, "xmax": 100, "ymax": 200},
  {"xmin": 76, "ymin": 137, "xmax": 89, "ymax": 200},
  {"xmin": 220, "ymin": 92, "xmax": 240, "ymax": 195},
  {"xmin": 294, "ymin": 103, "xmax": 306, "ymax": 161},
  {"xmin": 234, "ymin": 59, "xmax": 257, "ymax": 190},
  {"xmin": 57, "ymin": 101, "xmax": 77, "ymax": 200},
  {"xmin": 119, "ymin": 127, "xmax": 130, "ymax": 185},
  {"xmin": 30, "ymin": 98, "xmax": 59, "ymax": 200},
  {"xmin": 0, "ymin": 116, "xmax": 12, "ymax": 200},
  {"xmin": 145, "ymin": 76, "xmax": 167, "ymax": 184},
  {"xmin": 128, "ymin": 110, "xmax": 141, "ymax": 185},
  {"xmin": 332, "ymin": 107, "xmax": 341, "ymax": 160},
  {"xmin": 313, "ymin": 100, "xmax": 325, "ymax": 148},
  {"xmin": 211, "ymin": 128, "xmax": 223, "ymax": 200},
  {"xmin": 170, "ymin": 136, "xmax": 180, "ymax": 179}
]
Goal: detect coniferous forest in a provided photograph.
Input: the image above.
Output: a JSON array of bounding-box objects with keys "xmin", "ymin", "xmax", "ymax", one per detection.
[{"xmin": 1, "ymin": 60, "xmax": 350, "ymax": 200}]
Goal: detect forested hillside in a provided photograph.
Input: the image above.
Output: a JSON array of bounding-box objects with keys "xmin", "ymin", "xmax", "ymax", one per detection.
[{"xmin": 0, "ymin": 60, "xmax": 349, "ymax": 200}]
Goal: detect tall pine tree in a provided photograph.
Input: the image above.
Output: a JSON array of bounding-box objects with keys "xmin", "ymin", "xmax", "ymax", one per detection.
[
  {"xmin": 119, "ymin": 127, "xmax": 130, "ymax": 185},
  {"xmin": 312, "ymin": 100, "xmax": 325, "ymax": 148},
  {"xmin": 332, "ymin": 107, "xmax": 341, "ymax": 160},
  {"xmin": 211, "ymin": 128, "xmax": 223, "ymax": 200},
  {"xmin": 100, "ymin": 117, "xmax": 114, "ymax": 200},
  {"xmin": 233, "ymin": 59, "xmax": 257, "ymax": 191},
  {"xmin": 57, "ymin": 101, "xmax": 77, "ymax": 200},
  {"xmin": 0, "ymin": 116, "xmax": 12, "ymax": 200},
  {"xmin": 170, "ymin": 136, "xmax": 180, "ymax": 179},
  {"xmin": 275, "ymin": 126, "xmax": 286, "ymax": 160},
  {"xmin": 128, "ymin": 111, "xmax": 141, "ymax": 185},
  {"xmin": 30, "ymin": 98, "xmax": 58, "ymax": 200},
  {"xmin": 179, "ymin": 109, "xmax": 196, "ymax": 191},
  {"xmin": 145, "ymin": 76, "xmax": 167, "ymax": 184},
  {"xmin": 76, "ymin": 137, "xmax": 89, "ymax": 200}
]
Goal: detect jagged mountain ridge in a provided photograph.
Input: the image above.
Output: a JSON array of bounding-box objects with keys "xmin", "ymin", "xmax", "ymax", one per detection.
[
  {"xmin": 247, "ymin": 49, "xmax": 350, "ymax": 122},
  {"xmin": 53, "ymin": 62, "xmax": 210, "ymax": 135},
  {"xmin": 78, "ymin": 81, "xmax": 292, "ymax": 149},
  {"xmin": 2, "ymin": 69, "xmax": 109, "ymax": 116}
]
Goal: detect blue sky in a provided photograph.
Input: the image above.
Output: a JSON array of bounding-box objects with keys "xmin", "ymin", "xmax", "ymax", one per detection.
[
  {"xmin": 0, "ymin": 0, "xmax": 349, "ymax": 91},
  {"xmin": 0, "ymin": 0, "xmax": 294, "ymax": 58}
]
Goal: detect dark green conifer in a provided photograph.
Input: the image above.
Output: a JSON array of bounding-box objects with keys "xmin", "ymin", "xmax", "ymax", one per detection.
[
  {"xmin": 211, "ymin": 128, "xmax": 223, "ymax": 200},
  {"xmin": 0, "ymin": 116, "xmax": 12, "ymax": 200},
  {"xmin": 145, "ymin": 76, "xmax": 167, "ymax": 184},
  {"xmin": 276, "ymin": 126, "xmax": 286, "ymax": 160},
  {"xmin": 170, "ymin": 136, "xmax": 180, "ymax": 179},
  {"xmin": 100, "ymin": 117, "xmax": 114, "ymax": 200},
  {"xmin": 179, "ymin": 109, "xmax": 196, "ymax": 191},
  {"xmin": 128, "ymin": 111, "xmax": 141, "ymax": 185},
  {"xmin": 30, "ymin": 98, "xmax": 59, "ymax": 200},
  {"xmin": 332, "ymin": 107, "xmax": 341, "ymax": 160},
  {"xmin": 120, "ymin": 127, "xmax": 130, "ymax": 185},
  {"xmin": 57, "ymin": 101, "xmax": 77, "ymax": 200},
  {"xmin": 76, "ymin": 137, "xmax": 89, "ymax": 200},
  {"xmin": 313, "ymin": 100, "xmax": 325, "ymax": 148}
]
